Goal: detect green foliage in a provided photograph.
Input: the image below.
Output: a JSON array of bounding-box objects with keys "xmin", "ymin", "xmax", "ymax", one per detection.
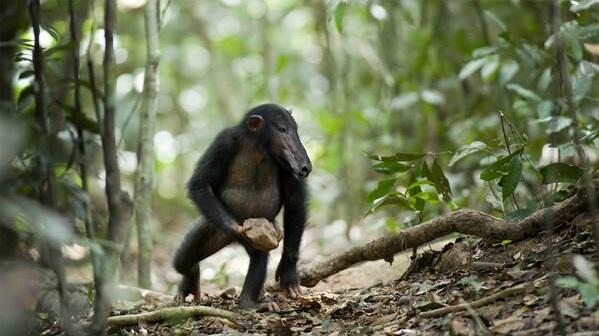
[
  {"xmin": 366, "ymin": 152, "xmax": 452, "ymax": 222},
  {"xmin": 2, "ymin": 0, "xmax": 599, "ymax": 252},
  {"xmin": 539, "ymin": 163, "xmax": 584, "ymax": 184},
  {"xmin": 334, "ymin": 1, "xmax": 346, "ymax": 33},
  {"xmin": 458, "ymin": 275, "xmax": 484, "ymax": 293},
  {"xmin": 556, "ymin": 255, "xmax": 599, "ymax": 309}
]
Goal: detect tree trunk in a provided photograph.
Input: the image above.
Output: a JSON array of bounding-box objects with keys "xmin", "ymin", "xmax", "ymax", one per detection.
[
  {"xmin": 28, "ymin": 1, "xmax": 72, "ymax": 335},
  {"xmin": 135, "ymin": 0, "xmax": 160, "ymax": 289},
  {"xmin": 90, "ymin": 1, "xmax": 133, "ymax": 334}
]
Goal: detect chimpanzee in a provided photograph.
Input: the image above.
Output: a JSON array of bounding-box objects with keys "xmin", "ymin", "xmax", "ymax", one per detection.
[{"xmin": 173, "ymin": 103, "xmax": 311, "ymax": 311}]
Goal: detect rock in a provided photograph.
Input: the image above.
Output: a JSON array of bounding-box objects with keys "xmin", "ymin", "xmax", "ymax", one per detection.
[{"xmin": 241, "ymin": 218, "xmax": 282, "ymax": 251}]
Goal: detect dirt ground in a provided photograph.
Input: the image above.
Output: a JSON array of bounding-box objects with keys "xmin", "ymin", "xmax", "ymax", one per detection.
[{"xmin": 96, "ymin": 212, "xmax": 599, "ymax": 335}]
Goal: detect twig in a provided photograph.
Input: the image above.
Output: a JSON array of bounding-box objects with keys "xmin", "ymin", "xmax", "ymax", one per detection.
[
  {"xmin": 114, "ymin": 284, "xmax": 173, "ymax": 302},
  {"xmin": 419, "ymin": 285, "xmax": 526, "ymax": 318},
  {"xmin": 116, "ymin": 93, "xmax": 141, "ymax": 149},
  {"xmin": 464, "ymin": 301, "xmax": 490, "ymax": 335},
  {"xmin": 107, "ymin": 305, "xmax": 239, "ymax": 327},
  {"xmin": 86, "ymin": 0, "xmax": 102, "ymax": 131},
  {"xmin": 473, "ymin": 0, "xmax": 490, "ymax": 45}
]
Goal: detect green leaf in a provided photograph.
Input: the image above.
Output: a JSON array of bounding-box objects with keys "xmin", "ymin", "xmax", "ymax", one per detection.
[
  {"xmin": 335, "ymin": 1, "xmax": 345, "ymax": 33},
  {"xmin": 504, "ymin": 207, "xmax": 536, "ymax": 221},
  {"xmin": 480, "ymin": 149, "xmax": 523, "ymax": 181},
  {"xmin": 430, "ymin": 158, "xmax": 452, "ymax": 201},
  {"xmin": 372, "ymin": 161, "xmax": 411, "ymax": 175},
  {"xmin": 366, "ymin": 193, "xmax": 412, "ymax": 216},
  {"xmin": 472, "ymin": 46, "xmax": 498, "ymax": 58},
  {"xmin": 570, "ymin": 0, "xmax": 599, "ymax": 12},
  {"xmin": 18, "ymin": 70, "xmax": 34, "ymax": 79},
  {"xmin": 367, "ymin": 178, "xmax": 396, "ymax": 202},
  {"xmin": 449, "ymin": 141, "xmax": 487, "ymax": 167},
  {"xmin": 568, "ymin": 39, "xmax": 583, "ymax": 61},
  {"xmin": 459, "ymin": 58, "xmax": 486, "ymax": 80},
  {"xmin": 40, "ymin": 23, "xmax": 60, "ymax": 41},
  {"xmin": 412, "ymin": 191, "xmax": 439, "ymax": 202},
  {"xmin": 407, "ymin": 179, "xmax": 435, "ymax": 190},
  {"xmin": 506, "ymin": 83, "xmax": 542, "ymax": 102},
  {"xmin": 367, "ymin": 152, "xmax": 426, "ymax": 162},
  {"xmin": 545, "ymin": 116, "xmax": 572, "ymax": 134},
  {"xmin": 555, "ymin": 276, "xmax": 580, "ymax": 288},
  {"xmin": 66, "ymin": 113, "xmax": 101, "ymax": 134},
  {"xmin": 539, "ymin": 162, "xmax": 583, "ymax": 184},
  {"xmin": 572, "ymin": 75, "xmax": 593, "ymax": 103},
  {"xmin": 499, "ymin": 61, "xmax": 519, "ymax": 86},
  {"xmin": 573, "ymin": 254, "xmax": 599, "ymax": 285},
  {"xmin": 499, "ymin": 155, "xmax": 522, "ymax": 200},
  {"xmin": 536, "ymin": 101, "xmax": 554, "ymax": 119},
  {"xmin": 579, "ymin": 283, "xmax": 599, "ymax": 309},
  {"xmin": 481, "ymin": 56, "xmax": 500, "ymax": 81},
  {"xmin": 484, "ymin": 10, "xmax": 507, "ymax": 31},
  {"xmin": 537, "ymin": 67, "xmax": 552, "ymax": 92}
]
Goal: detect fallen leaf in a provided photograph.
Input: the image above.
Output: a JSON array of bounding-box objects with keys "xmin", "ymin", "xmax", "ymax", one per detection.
[
  {"xmin": 492, "ymin": 315, "xmax": 526, "ymax": 334},
  {"xmin": 450, "ymin": 318, "xmax": 471, "ymax": 336}
]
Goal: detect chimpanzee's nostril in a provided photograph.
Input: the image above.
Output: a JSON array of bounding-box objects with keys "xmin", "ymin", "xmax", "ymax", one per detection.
[{"xmin": 300, "ymin": 165, "xmax": 311, "ymax": 177}]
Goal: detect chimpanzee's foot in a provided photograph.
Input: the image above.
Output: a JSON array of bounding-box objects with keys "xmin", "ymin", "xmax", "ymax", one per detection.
[
  {"xmin": 282, "ymin": 283, "xmax": 303, "ymax": 299},
  {"xmin": 239, "ymin": 297, "xmax": 281, "ymax": 312},
  {"xmin": 175, "ymin": 278, "xmax": 201, "ymax": 303},
  {"xmin": 174, "ymin": 291, "xmax": 201, "ymax": 303}
]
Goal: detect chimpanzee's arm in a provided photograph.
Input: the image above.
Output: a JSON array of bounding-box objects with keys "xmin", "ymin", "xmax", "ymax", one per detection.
[
  {"xmin": 187, "ymin": 129, "xmax": 241, "ymax": 238},
  {"xmin": 276, "ymin": 172, "xmax": 308, "ymax": 297}
]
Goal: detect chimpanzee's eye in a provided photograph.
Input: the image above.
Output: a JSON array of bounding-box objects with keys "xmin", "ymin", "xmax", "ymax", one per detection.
[{"xmin": 278, "ymin": 127, "xmax": 287, "ymax": 133}]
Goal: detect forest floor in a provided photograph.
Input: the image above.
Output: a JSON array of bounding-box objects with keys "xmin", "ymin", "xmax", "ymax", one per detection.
[{"xmin": 99, "ymin": 212, "xmax": 599, "ymax": 335}]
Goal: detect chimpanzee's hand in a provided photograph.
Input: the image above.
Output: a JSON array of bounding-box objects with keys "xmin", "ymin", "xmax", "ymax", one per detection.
[{"xmin": 275, "ymin": 263, "xmax": 302, "ymax": 298}]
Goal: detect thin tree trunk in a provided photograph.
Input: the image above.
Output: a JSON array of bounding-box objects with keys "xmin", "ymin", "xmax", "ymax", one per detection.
[
  {"xmin": 135, "ymin": 0, "xmax": 160, "ymax": 289},
  {"xmin": 91, "ymin": 1, "xmax": 133, "ymax": 334},
  {"xmin": 28, "ymin": 1, "xmax": 72, "ymax": 335},
  {"xmin": 69, "ymin": 0, "xmax": 99, "ymax": 283}
]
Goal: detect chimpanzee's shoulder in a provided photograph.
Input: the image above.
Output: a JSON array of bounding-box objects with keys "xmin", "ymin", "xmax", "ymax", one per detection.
[{"xmin": 207, "ymin": 127, "xmax": 241, "ymax": 153}]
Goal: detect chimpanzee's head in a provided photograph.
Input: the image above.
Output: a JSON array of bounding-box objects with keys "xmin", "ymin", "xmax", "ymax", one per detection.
[{"xmin": 243, "ymin": 103, "xmax": 312, "ymax": 179}]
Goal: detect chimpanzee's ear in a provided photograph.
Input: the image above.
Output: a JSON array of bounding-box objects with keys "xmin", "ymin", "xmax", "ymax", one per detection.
[{"xmin": 247, "ymin": 114, "xmax": 264, "ymax": 132}]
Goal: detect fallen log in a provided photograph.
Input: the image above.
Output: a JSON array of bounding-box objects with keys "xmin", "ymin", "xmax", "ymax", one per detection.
[
  {"xmin": 107, "ymin": 305, "xmax": 239, "ymax": 327},
  {"xmin": 299, "ymin": 180, "xmax": 598, "ymax": 287}
]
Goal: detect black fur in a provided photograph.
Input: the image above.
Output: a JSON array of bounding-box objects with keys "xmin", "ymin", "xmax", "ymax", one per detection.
[{"xmin": 173, "ymin": 103, "xmax": 311, "ymax": 308}]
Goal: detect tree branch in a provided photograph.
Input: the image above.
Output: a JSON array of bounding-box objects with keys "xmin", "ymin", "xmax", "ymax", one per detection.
[
  {"xmin": 107, "ymin": 305, "xmax": 239, "ymax": 328},
  {"xmin": 419, "ymin": 285, "xmax": 527, "ymax": 318},
  {"xmin": 299, "ymin": 182, "xmax": 596, "ymax": 287}
]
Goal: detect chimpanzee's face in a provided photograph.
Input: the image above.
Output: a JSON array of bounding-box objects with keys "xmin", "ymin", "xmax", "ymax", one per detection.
[{"xmin": 246, "ymin": 106, "xmax": 312, "ymax": 179}]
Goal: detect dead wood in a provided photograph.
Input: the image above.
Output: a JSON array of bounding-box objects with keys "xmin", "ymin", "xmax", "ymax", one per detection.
[
  {"xmin": 419, "ymin": 285, "xmax": 527, "ymax": 318},
  {"xmin": 107, "ymin": 305, "xmax": 239, "ymax": 328},
  {"xmin": 113, "ymin": 284, "xmax": 173, "ymax": 302},
  {"xmin": 299, "ymin": 181, "xmax": 598, "ymax": 287}
]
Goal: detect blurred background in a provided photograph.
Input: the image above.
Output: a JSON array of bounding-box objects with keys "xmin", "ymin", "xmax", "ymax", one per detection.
[{"xmin": 1, "ymin": 0, "xmax": 598, "ymax": 302}]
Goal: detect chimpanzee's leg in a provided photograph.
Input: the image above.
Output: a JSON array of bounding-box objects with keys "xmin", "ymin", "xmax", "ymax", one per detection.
[
  {"xmin": 173, "ymin": 219, "xmax": 232, "ymax": 300},
  {"xmin": 239, "ymin": 250, "xmax": 279, "ymax": 311}
]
